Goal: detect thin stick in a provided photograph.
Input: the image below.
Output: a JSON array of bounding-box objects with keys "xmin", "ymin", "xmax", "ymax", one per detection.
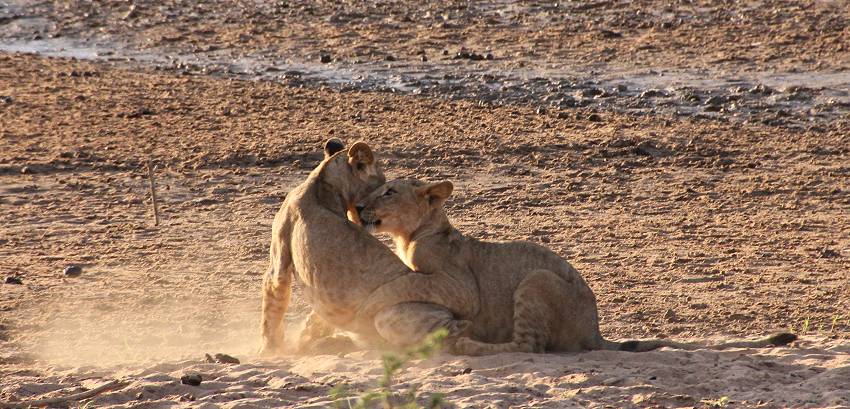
[
  {"xmin": 0, "ymin": 380, "xmax": 124, "ymax": 408},
  {"xmin": 147, "ymin": 160, "xmax": 160, "ymax": 226}
]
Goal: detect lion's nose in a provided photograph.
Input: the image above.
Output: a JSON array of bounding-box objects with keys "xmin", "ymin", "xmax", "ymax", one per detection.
[{"xmin": 355, "ymin": 205, "xmax": 365, "ymax": 214}]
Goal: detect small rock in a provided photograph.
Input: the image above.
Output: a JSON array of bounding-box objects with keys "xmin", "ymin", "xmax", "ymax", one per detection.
[
  {"xmin": 63, "ymin": 265, "xmax": 83, "ymax": 277},
  {"xmin": 599, "ymin": 29, "xmax": 623, "ymax": 38},
  {"xmin": 704, "ymin": 95, "xmax": 724, "ymax": 106},
  {"xmin": 20, "ymin": 166, "xmax": 31, "ymax": 174},
  {"xmin": 5, "ymin": 276, "xmax": 22, "ymax": 285},
  {"xmin": 122, "ymin": 4, "xmax": 137, "ymax": 20},
  {"xmin": 664, "ymin": 309, "xmax": 678, "ymax": 322},
  {"xmin": 749, "ymin": 84, "xmax": 774, "ymax": 95},
  {"xmin": 580, "ymin": 88, "xmax": 603, "ymax": 98},
  {"xmin": 587, "ymin": 113, "xmax": 602, "ymax": 122},
  {"xmin": 181, "ymin": 374, "xmax": 202, "ymax": 386},
  {"xmin": 819, "ymin": 248, "xmax": 840, "ymax": 259},
  {"xmin": 319, "ymin": 54, "xmax": 332, "ymax": 64},
  {"xmin": 535, "ymin": 107, "xmax": 547, "ymax": 115},
  {"xmin": 420, "ymin": 55, "xmax": 428, "ymax": 62},
  {"xmin": 485, "ymin": 53, "xmax": 494, "ymax": 60},
  {"xmin": 0, "ymin": 95, "xmax": 12, "ymax": 104},
  {"xmin": 558, "ymin": 97, "xmax": 577, "ymax": 107},
  {"xmin": 385, "ymin": 55, "xmax": 397, "ymax": 62},
  {"xmin": 214, "ymin": 353, "xmax": 240, "ymax": 364},
  {"xmin": 639, "ymin": 89, "xmax": 665, "ymax": 98}
]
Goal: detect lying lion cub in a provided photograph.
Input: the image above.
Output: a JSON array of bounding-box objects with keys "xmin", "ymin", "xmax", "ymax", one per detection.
[
  {"xmin": 355, "ymin": 179, "xmax": 796, "ymax": 355},
  {"xmin": 261, "ymin": 140, "xmax": 479, "ymax": 356}
]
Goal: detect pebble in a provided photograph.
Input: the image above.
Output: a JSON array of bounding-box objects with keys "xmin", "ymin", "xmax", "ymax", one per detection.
[
  {"xmin": 214, "ymin": 353, "xmax": 241, "ymax": 364},
  {"xmin": 0, "ymin": 96, "xmax": 12, "ymax": 104},
  {"xmin": 5, "ymin": 276, "xmax": 22, "ymax": 285},
  {"xmin": 181, "ymin": 374, "xmax": 202, "ymax": 386},
  {"xmin": 704, "ymin": 96, "xmax": 724, "ymax": 106},
  {"xmin": 580, "ymin": 88, "xmax": 603, "ymax": 98},
  {"xmin": 319, "ymin": 54, "xmax": 331, "ymax": 64},
  {"xmin": 749, "ymin": 84, "xmax": 774, "ymax": 95},
  {"xmin": 587, "ymin": 113, "xmax": 602, "ymax": 122},
  {"xmin": 205, "ymin": 353, "xmax": 240, "ymax": 364},
  {"xmin": 63, "ymin": 265, "xmax": 83, "ymax": 277},
  {"xmin": 454, "ymin": 51, "xmax": 486, "ymax": 61},
  {"xmin": 639, "ymin": 89, "xmax": 665, "ymax": 98}
]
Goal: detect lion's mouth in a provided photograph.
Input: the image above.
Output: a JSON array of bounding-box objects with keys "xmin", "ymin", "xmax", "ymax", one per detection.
[{"xmin": 362, "ymin": 219, "xmax": 381, "ymax": 232}]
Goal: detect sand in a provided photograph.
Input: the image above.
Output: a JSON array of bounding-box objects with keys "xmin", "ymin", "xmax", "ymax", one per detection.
[{"xmin": 1, "ymin": 1, "xmax": 849, "ymax": 406}]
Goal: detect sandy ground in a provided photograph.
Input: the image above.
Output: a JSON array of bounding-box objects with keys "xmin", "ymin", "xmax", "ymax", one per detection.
[{"xmin": 1, "ymin": 1, "xmax": 849, "ymax": 408}]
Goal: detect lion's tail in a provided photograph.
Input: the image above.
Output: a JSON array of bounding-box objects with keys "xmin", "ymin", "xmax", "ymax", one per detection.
[{"xmin": 599, "ymin": 332, "xmax": 797, "ymax": 352}]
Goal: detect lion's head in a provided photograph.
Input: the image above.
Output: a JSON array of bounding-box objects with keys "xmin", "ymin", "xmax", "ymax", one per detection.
[
  {"xmin": 317, "ymin": 138, "xmax": 387, "ymax": 212},
  {"xmin": 354, "ymin": 178, "xmax": 453, "ymax": 237}
]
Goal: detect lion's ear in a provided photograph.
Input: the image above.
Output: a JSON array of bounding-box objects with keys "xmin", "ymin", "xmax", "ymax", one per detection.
[
  {"xmin": 422, "ymin": 181, "xmax": 453, "ymax": 207},
  {"xmin": 324, "ymin": 138, "xmax": 345, "ymax": 158},
  {"xmin": 347, "ymin": 141, "xmax": 374, "ymax": 170}
]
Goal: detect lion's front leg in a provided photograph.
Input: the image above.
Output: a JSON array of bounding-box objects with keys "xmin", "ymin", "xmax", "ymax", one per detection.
[{"xmin": 260, "ymin": 222, "xmax": 293, "ymax": 357}]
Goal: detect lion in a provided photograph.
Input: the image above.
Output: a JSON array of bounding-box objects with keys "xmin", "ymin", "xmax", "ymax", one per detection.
[
  {"xmin": 354, "ymin": 178, "xmax": 797, "ymax": 355},
  {"xmin": 260, "ymin": 140, "xmax": 481, "ymax": 356}
]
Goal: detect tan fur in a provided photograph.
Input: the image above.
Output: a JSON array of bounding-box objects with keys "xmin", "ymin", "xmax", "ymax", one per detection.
[
  {"xmin": 260, "ymin": 141, "xmax": 479, "ymax": 356},
  {"xmin": 356, "ymin": 179, "xmax": 797, "ymax": 355}
]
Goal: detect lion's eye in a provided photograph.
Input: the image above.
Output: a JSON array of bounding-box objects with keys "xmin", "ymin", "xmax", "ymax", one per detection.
[{"xmin": 383, "ymin": 189, "xmax": 395, "ymax": 197}]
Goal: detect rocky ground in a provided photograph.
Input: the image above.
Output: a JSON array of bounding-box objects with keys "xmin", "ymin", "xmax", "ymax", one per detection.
[{"xmin": 1, "ymin": 1, "xmax": 848, "ymax": 408}]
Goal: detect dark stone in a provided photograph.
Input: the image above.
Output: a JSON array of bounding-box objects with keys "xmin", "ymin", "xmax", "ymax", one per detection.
[
  {"xmin": 181, "ymin": 374, "xmax": 202, "ymax": 386},
  {"xmin": 213, "ymin": 353, "xmax": 240, "ymax": 364},
  {"xmin": 0, "ymin": 96, "xmax": 12, "ymax": 104},
  {"xmin": 485, "ymin": 53, "xmax": 494, "ymax": 60},
  {"xmin": 63, "ymin": 265, "xmax": 83, "ymax": 277},
  {"xmin": 420, "ymin": 55, "xmax": 428, "ymax": 62},
  {"xmin": 5, "ymin": 276, "xmax": 22, "ymax": 285},
  {"xmin": 639, "ymin": 89, "xmax": 665, "ymax": 98},
  {"xmin": 587, "ymin": 113, "xmax": 602, "ymax": 122},
  {"xmin": 385, "ymin": 55, "xmax": 397, "ymax": 62},
  {"xmin": 580, "ymin": 88, "xmax": 603, "ymax": 98},
  {"xmin": 749, "ymin": 84, "xmax": 774, "ymax": 95},
  {"xmin": 704, "ymin": 96, "xmax": 724, "ymax": 106},
  {"xmin": 319, "ymin": 54, "xmax": 332, "ymax": 64},
  {"xmin": 599, "ymin": 29, "xmax": 623, "ymax": 38},
  {"xmin": 819, "ymin": 248, "xmax": 840, "ymax": 259}
]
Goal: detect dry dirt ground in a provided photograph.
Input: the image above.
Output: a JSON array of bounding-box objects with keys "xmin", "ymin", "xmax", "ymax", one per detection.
[{"xmin": 1, "ymin": 1, "xmax": 849, "ymax": 408}]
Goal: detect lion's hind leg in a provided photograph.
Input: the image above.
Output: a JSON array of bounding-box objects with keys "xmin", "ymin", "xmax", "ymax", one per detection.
[
  {"xmin": 373, "ymin": 302, "xmax": 471, "ymax": 350},
  {"xmin": 454, "ymin": 269, "xmax": 599, "ymax": 356}
]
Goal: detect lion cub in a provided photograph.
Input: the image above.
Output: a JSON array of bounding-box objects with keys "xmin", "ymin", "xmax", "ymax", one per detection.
[{"xmin": 356, "ymin": 179, "xmax": 796, "ymax": 355}]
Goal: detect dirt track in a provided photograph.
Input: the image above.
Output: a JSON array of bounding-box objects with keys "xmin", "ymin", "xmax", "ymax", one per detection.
[{"xmin": 1, "ymin": 1, "xmax": 849, "ymax": 408}]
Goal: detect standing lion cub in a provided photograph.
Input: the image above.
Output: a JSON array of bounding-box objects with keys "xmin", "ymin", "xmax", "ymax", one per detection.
[
  {"xmin": 355, "ymin": 178, "xmax": 796, "ymax": 355},
  {"xmin": 261, "ymin": 141, "xmax": 479, "ymax": 356}
]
